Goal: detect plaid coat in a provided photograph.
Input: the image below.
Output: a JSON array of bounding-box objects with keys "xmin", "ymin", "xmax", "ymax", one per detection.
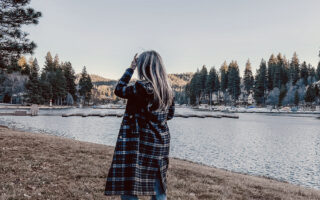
[{"xmin": 105, "ymin": 68, "xmax": 175, "ymax": 196}]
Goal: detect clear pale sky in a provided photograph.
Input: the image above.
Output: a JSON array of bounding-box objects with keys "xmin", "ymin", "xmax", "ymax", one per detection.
[{"xmin": 24, "ymin": 0, "xmax": 320, "ymax": 79}]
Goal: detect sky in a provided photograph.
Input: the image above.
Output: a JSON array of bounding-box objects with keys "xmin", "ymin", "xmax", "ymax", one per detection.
[{"xmin": 24, "ymin": 0, "xmax": 320, "ymax": 79}]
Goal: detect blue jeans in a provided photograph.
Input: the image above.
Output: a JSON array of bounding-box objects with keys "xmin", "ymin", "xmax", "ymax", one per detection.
[{"xmin": 121, "ymin": 177, "xmax": 166, "ymax": 200}]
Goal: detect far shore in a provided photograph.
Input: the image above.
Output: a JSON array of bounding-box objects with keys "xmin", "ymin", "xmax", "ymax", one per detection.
[
  {"xmin": 0, "ymin": 104, "xmax": 74, "ymax": 110},
  {"xmin": 1, "ymin": 126, "xmax": 320, "ymax": 199},
  {"xmin": 1, "ymin": 103, "xmax": 320, "ymax": 115}
]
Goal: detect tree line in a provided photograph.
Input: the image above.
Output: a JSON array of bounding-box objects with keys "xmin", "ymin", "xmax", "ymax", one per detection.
[
  {"xmin": 186, "ymin": 52, "xmax": 320, "ymax": 107},
  {"xmin": 0, "ymin": 52, "xmax": 93, "ymax": 105}
]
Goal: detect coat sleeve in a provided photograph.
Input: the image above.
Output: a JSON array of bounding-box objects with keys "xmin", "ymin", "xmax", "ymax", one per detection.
[
  {"xmin": 167, "ymin": 97, "xmax": 175, "ymax": 120},
  {"xmin": 114, "ymin": 68, "xmax": 138, "ymax": 99}
]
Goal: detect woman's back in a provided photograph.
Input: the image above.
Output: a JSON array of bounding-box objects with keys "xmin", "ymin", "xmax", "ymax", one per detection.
[{"xmin": 136, "ymin": 79, "xmax": 175, "ymax": 124}]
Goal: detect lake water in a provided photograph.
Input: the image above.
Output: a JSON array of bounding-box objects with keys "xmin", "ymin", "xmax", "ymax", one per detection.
[{"xmin": 0, "ymin": 107, "xmax": 319, "ymax": 190}]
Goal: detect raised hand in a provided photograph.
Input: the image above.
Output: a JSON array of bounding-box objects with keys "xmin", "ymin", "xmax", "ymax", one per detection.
[{"xmin": 130, "ymin": 53, "xmax": 138, "ymax": 70}]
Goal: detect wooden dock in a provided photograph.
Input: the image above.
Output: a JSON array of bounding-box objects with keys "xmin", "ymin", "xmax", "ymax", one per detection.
[
  {"xmin": 61, "ymin": 113, "xmax": 239, "ymax": 119},
  {"xmin": 0, "ymin": 111, "xmax": 239, "ymax": 119}
]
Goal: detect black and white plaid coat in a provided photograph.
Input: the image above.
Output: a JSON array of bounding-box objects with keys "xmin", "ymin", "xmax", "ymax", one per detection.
[{"xmin": 105, "ymin": 68, "xmax": 175, "ymax": 196}]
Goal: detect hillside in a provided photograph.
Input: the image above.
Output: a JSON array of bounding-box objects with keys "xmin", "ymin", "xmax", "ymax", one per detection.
[
  {"xmin": 75, "ymin": 74, "xmax": 117, "ymax": 86},
  {"xmin": 168, "ymin": 72, "xmax": 193, "ymax": 88},
  {"xmin": 76, "ymin": 72, "xmax": 193, "ymax": 104}
]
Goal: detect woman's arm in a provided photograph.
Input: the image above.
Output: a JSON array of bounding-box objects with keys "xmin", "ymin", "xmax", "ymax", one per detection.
[
  {"xmin": 114, "ymin": 54, "xmax": 139, "ymax": 99},
  {"xmin": 114, "ymin": 68, "xmax": 137, "ymax": 99}
]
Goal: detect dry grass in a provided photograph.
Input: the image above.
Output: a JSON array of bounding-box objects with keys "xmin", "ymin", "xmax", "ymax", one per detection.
[{"xmin": 0, "ymin": 126, "xmax": 319, "ymax": 200}]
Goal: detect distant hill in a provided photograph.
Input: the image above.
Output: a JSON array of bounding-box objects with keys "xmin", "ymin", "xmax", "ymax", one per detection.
[
  {"xmin": 90, "ymin": 74, "xmax": 115, "ymax": 83},
  {"xmin": 168, "ymin": 73, "xmax": 193, "ymax": 104},
  {"xmin": 75, "ymin": 74, "xmax": 117, "ymax": 86},
  {"xmin": 168, "ymin": 72, "xmax": 193, "ymax": 88},
  {"xmin": 76, "ymin": 72, "xmax": 193, "ymax": 104}
]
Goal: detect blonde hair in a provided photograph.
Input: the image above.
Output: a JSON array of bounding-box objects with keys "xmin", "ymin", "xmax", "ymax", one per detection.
[{"xmin": 137, "ymin": 50, "xmax": 173, "ymax": 111}]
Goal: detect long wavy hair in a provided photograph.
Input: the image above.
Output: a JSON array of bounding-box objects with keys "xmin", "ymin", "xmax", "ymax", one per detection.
[{"xmin": 136, "ymin": 50, "xmax": 173, "ymax": 111}]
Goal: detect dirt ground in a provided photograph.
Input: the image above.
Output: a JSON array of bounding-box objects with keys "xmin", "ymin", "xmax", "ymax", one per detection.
[{"xmin": 0, "ymin": 126, "xmax": 319, "ymax": 200}]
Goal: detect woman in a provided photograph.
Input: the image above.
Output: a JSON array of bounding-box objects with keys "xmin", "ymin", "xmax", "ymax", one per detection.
[{"xmin": 105, "ymin": 50, "xmax": 175, "ymax": 200}]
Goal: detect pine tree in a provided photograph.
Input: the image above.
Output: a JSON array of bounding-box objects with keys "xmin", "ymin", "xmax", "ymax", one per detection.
[
  {"xmin": 41, "ymin": 52, "xmax": 69, "ymax": 104},
  {"xmin": 53, "ymin": 54, "xmax": 60, "ymax": 71},
  {"xmin": 243, "ymin": 59, "xmax": 254, "ymax": 94},
  {"xmin": 25, "ymin": 58, "xmax": 42, "ymax": 104},
  {"xmin": 227, "ymin": 61, "xmax": 241, "ymax": 102},
  {"xmin": 294, "ymin": 90, "xmax": 299, "ymax": 106},
  {"xmin": 0, "ymin": 70, "xmax": 5, "ymax": 99},
  {"xmin": 267, "ymin": 54, "xmax": 278, "ymax": 90},
  {"xmin": 254, "ymin": 59, "xmax": 267, "ymax": 105},
  {"xmin": 205, "ymin": 66, "xmax": 219, "ymax": 104},
  {"xmin": 273, "ymin": 63, "xmax": 280, "ymax": 89},
  {"xmin": 206, "ymin": 67, "xmax": 219, "ymax": 92},
  {"xmin": 199, "ymin": 65, "xmax": 208, "ymax": 100},
  {"xmin": 62, "ymin": 62, "xmax": 77, "ymax": 102},
  {"xmin": 289, "ymin": 52, "xmax": 300, "ymax": 84},
  {"xmin": 307, "ymin": 64, "xmax": 316, "ymax": 84},
  {"xmin": 188, "ymin": 70, "xmax": 201, "ymax": 105},
  {"xmin": 278, "ymin": 84, "xmax": 287, "ymax": 106},
  {"xmin": 0, "ymin": 0, "xmax": 42, "ymax": 68},
  {"xmin": 304, "ymin": 85, "xmax": 316, "ymax": 104},
  {"xmin": 79, "ymin": 66, "xmax": 93, "ymax": 105},
  {"xmin": 300, "ymin": 61, "xmax": 309, "ymax": 85},
  {"xmin": 18, "ymin": 56, "xmax": 30, "ymax": 75},
  {"xmin": 220, "ymin": 61, "xmax": 228, "ymax": 92},
  {"xmin": 5, "ymin": 58, "xmax": 21, "ymax": 73},
  {"xmin": 52, "ymin": 68, "xmax": 67, "ymax": 105},
  {"xmin": 43, "ymin": 52, "xmax": 54, "ymax": 72},
  {"xmin": 214, "ymin": 73, "xmax": 220, "ymax": 93},
  {"xmin": 316, "ymin": 62, "xmax": 320, "ymax": 81},
  {"xmin": 185, "ymin": 83, "xmax": 191, "ymax": 104},
  {"xmin": 17, "ymin": 56, "xmax": 27, "ymax": 68},
  {"xmin": 273, "ymin": 53, "xmax": 286, "ymax": 89},
  {"xmin": 280, "ymin": 56, "xmax": 289, "ymax": 86},
  {"xmin": 315, "ymin": 85, "xmax": 320, "ymax": 102},
  {"xmin": 40, "ymin": 72, "xmax": 52, "ymax": 104}
]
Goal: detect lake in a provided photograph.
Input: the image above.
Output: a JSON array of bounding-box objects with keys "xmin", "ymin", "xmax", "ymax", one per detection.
[{"xmin": 0, "ymin": 107, "xmax": 319, "ymax": 190}]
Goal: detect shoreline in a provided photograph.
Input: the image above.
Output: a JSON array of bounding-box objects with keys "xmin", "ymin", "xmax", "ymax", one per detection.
[
  {"xmin": 192, "ymin": 107, "xmax": 320, "ymax": 115},
  {"xmin": 1, "ymin": 104, "xmax": 320, "ymax": 115},
  {"xmin": 1, "ymin": 126, "xmax": 320, "ymax": 199},
  {"xmin": 0, "ymin": 105, "xmax": 74, "ymax": 110}
]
